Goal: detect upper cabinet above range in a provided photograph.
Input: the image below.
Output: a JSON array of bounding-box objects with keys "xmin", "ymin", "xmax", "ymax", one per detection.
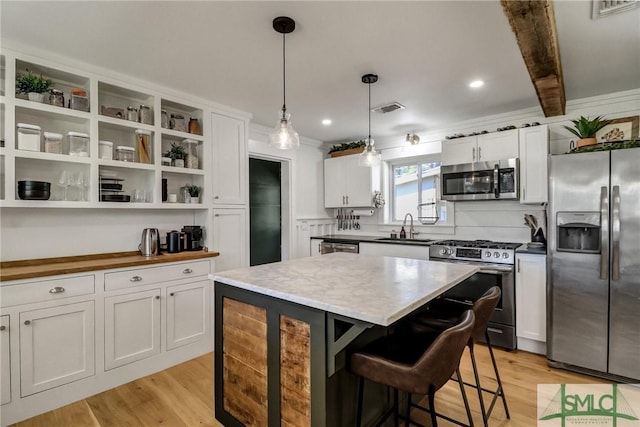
[
  {"xmin": 441, "ymin": 129, "xmax": 519, "ymax": 166},
  {"xmin": 324, "ymin": 154, "xmax": 381, "ymax": 208}
]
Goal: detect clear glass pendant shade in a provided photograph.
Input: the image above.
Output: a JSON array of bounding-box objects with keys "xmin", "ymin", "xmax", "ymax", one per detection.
[
  {"xmin": 358, "ymin": 138, "xmax": 381, "ymax": 167},
  {"xmin": 269, "ymin": 110, "xmax": 300, "ymax": 150}
]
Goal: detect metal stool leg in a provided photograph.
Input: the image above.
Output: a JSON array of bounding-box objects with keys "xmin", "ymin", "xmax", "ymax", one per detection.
[
  {"xmin": 456, "ymin": 368, "xmax": 475, "ymax": 427},
  {"xmin": 428, "ymin": 388, "xmax": 438, "ymax": 427},
  {"xmin": 406, "ymin": 393, "xmax": 412, "ymax": 427},
  {"xmin": 356, "ymin": 377, "xmax": 364, "ymax": 427},
  {"xmin": 393, "ymin": 388, "xmax": 399, "ymax": 427},
  {"xmin": 469, "ymin": 343, "xmax": 489, "ymax": 427},
  {"xmin": 485, "ymin": 332, "xmax": 510, "ymax": 419}
]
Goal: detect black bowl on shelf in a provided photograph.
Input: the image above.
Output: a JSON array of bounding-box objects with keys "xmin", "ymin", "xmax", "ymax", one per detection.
[{"xmin": 17, "ymin": 181, "xmax": 51, "ymax": 200}]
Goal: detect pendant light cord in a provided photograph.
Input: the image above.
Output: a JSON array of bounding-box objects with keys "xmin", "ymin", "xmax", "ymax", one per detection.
[
  {"xmin": 282, "ymin": 32, "xmax": 287, "ymax": 113},
  {"xmin": 368, "ymin": 81, "xmax": 371, "ymax": 143}
]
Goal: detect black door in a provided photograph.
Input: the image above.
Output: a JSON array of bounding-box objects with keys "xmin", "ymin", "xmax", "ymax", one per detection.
[{"xmin": 249, "ymin": 158, "xmax": 282, "ymax": 266}]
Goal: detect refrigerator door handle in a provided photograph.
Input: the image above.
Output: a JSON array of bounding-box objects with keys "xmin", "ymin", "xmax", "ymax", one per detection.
[
  {"xmin": 612, "ymin": 185, "xmax": 621, "ymax": 281},
  {"xmin": 600, "ymin": 186, "xmax": 609, "ymax": 280}
]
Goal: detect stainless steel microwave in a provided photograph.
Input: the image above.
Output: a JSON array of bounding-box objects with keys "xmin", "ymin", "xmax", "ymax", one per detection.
[{"xmin": 440, "ymin": 158, "xmax": 519, "ymax": 201}]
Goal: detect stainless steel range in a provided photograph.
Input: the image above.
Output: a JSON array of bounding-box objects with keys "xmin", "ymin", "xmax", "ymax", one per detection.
[{"xmin": 429, "ymin": 239, "xmax": 521, "ymax": 349}]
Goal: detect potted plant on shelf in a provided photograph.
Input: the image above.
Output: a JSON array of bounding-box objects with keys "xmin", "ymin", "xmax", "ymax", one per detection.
[
  {"xmin": 186, "ymin": 185, "xmax": 201, "ymax": 204},
  {"xmin": 164, "ymin": 142, "xmax": 186, "ymax": 167},
  {"xmin": 563, "ymin": 115, "xmax": 611, "ymax": 148},
  {"xmin": 15, "ymin": 69, "xmax": 53, "ymax": 103}
]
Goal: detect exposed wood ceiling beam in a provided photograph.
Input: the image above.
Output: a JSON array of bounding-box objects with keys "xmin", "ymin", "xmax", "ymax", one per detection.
[{"xmin": 501, "ymin": 0, "xmax": 566, "ymax": 116}]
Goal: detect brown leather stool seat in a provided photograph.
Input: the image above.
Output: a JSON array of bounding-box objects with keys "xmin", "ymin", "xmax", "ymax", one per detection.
[
  {"xmin": 410, "ymin": 286, "xmax": 509, "ymax": 427},
  {"xmin": 350, "ymin": 310, "xmax": 475, "ymax": 427}
]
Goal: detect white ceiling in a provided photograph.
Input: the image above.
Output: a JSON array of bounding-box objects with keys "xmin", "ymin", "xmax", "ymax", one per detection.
[{"xmin": 2, "ymin": 1, "xmax": 639, "ymax": 143}]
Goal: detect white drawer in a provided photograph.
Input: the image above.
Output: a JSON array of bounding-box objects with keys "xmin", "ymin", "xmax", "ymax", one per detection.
[
  {"xmin": 104, "ymin": 260, "xmax": 210, "ymax": 291},
  {"xmin": 0, "ymin": 275, "xmax": 95, "ymax": 308}
]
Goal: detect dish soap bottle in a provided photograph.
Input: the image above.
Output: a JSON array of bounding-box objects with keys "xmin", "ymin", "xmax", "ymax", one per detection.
[{"xmin": 400, "ymin": 226, "xmax": 407, "ymax": 239}]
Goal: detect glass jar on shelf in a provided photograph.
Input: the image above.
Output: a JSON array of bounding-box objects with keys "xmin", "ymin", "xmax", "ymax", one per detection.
[
  {"xmin": 135, "ymin": 129, "xmax": 152, "ymax": 164},
  {"xmin": 188, "ymin": 117, "xmax": 200, "ymax": 134},
  {"xmin": 99, "ymin": 140, "xmax": 114, "ymax": 160},
  {"xmin": 44, "ymin": 132, "xmax": 63, "ymax": 154},
  {"xmin": 161, "ymin": 110, "xmax": 169, "ymax": 128},
  {"xmin": 67, "ymin": 131, "xmax": 89, "ymax": 157},
  {"xmin": 49, "ymin": 89, "xmax": 65, "ymax": 107},
  {"xmin": 183, "ymin": 138, "xmax": 199, "ymax": 169},
  {"xmin": 139, "ymin": 105, "xmax": 152, "ymax": 125},
  {"xmin": 116, "ymin": 145, "xmax": 135, "ymax": 162},
  {"xmin": 127, "ymin": 106, "xmax": 138, "ymax": 122}
]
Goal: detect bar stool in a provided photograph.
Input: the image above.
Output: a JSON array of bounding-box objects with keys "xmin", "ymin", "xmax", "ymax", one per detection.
[
  {"xmin": 349, "ymin": 310, "xmax": 475, "ymax": 427},
  {"xmin": 410, "ymin": 286, "xmax": 509, "ymax": 427}
]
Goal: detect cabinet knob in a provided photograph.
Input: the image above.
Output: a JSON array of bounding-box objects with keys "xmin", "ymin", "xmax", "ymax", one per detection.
[
  {"xmin": 24, "ymin": 320, "xmax": 31, "ymax": 326},
  {"xmin": 183, "ymin": 268, "xmax": 193, "ymax": 274},
  {"xmin": 155, "ymin": 295, "xmax": 160, "ymax": 300},
  {"xmin": 170, "ymin": 292, "xmax": 175, "ymax": 297},
  {"xmin": 472, "ymin": 147, "xmax": 476, "ymax": 161},
  {"xmin": 49, "ymin": 286, "xmax": 65, "ymax": 294},
  {"xmin": 478, "ymin": 146, "xmax": 482, "ymax": 160},
  {"xmin": 0, "ymin": 325, "xmax": 6, "ymax": 331},
  {"xmin": 214, "ymin": 196, "xmax": 219, "ymax": 199},
  {"xmin": 130, "ymin": 276, "xmax": 143, "ymax": 282}
]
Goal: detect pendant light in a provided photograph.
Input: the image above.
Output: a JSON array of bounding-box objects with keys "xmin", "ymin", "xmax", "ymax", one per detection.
[
  {"xmin": 269, "ymin": 16, "xmax": 300, "ymax": 150},
  {"xmin": 358, "ymin": 73, "xmax": 382, "ymax": 167}
]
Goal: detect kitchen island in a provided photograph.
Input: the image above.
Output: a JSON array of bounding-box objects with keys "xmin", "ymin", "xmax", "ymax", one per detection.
[{"xmin": 211, "ymin": 253, "xmax": 479, "ymax": 427}]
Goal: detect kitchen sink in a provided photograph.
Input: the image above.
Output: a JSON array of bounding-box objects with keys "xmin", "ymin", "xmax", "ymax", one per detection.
[{"xmin": 375, "ymin": 237, "xmax": 434, "ymax": 244}]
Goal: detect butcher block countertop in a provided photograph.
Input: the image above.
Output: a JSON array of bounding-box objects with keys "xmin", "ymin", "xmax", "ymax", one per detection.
[{"xmin": 0, "ymin": 250, "xmax": 219, "ymax": 282}]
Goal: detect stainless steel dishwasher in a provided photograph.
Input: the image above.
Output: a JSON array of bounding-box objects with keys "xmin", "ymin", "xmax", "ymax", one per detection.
[{"xmin": 320, "ymin": 241, "xmax": 359, "ymax": 254}]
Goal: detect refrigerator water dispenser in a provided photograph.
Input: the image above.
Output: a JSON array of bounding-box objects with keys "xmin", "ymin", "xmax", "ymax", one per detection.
[{"xmin": 557, "ymin": 212, "xmax": 601, "ymax": 253}]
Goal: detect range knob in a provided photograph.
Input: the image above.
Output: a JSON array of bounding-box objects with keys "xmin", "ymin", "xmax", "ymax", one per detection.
[
  {"xmin": 493, "ymin": 251, "xmax": 500, "ymax": 258},
  {"xmin": 447, "ymin": 249, "xmax": 454, "ymax": 255},
  {"xmin": 440, "ymin": 248, "xmax": 448, "ymax": 256},
  {"xmin": 502, "ymin": 253, "xmax": 510, "ymax": 259},
  {"xmin": 485, "ymin": 251, "xmax": 492, "ymax": 258}
]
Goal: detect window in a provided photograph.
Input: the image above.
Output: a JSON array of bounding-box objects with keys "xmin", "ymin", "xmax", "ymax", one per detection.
[{"xmin": 391, "ymin": 161, "xmax": 448, "ymax": 224}]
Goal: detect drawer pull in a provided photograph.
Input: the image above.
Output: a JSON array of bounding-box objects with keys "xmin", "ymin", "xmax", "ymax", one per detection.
[
  {"xmin": 49, "ymin": 286, "xmax": 65, "ymax": 294},
  {"xmin": 183, "ymin": 268, "xmax": 193, "ymax": 274},
  {"xmin": 130, "ymin": 276, "xmax": 143, "ymax": 282},
  {"xmin": 24, "ymin": 320, "xmax": 31, "ymax": 326},
  {"xmin": 0, "ymin": 326, "xmax": 6, "ymax": 331}
]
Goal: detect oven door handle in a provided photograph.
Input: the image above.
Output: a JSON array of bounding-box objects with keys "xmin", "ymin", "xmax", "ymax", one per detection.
[
  {"xmin": 479, "ymin": 267, "xmax": 513, "ymax": 275},
  {"xmin": 493, "ymin": 164, "xmax": 500, "ymax": 198}
]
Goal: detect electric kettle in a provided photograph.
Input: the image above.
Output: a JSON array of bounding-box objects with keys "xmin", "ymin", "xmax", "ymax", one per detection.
[{"xmin": 139, "ymin": 228, "xmax": 160, "ymax": 256}]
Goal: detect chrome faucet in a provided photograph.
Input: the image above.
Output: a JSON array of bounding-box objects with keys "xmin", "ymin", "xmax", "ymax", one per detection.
[{"xmin": 403, "ymin": 213, "xmax": 415, "ymax": 239}]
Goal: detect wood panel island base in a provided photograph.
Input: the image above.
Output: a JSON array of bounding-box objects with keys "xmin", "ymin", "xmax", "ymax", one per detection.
[{"xmin": 211, "ymin": 253, "xmax": 479, "ymax": 427}]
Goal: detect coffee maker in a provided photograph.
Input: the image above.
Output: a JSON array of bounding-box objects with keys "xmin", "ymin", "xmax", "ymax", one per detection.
[{"xmin": 181, "ymin": 225, "xmax": 203, "ymax": 251}]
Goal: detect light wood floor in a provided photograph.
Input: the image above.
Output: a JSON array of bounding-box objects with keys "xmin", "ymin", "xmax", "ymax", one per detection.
[{"xmin": 11, "ymin": 347, "xmax": 607, "ymax": 427}]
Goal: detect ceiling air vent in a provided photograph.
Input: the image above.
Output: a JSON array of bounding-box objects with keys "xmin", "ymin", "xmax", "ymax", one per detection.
[
  {"xmin": 592, "ymin": 0, "xmax": 638, "ymax": 19},
  {"xmin": 372, "ymin": 102, "xmax": 405, "ymax": 114}
]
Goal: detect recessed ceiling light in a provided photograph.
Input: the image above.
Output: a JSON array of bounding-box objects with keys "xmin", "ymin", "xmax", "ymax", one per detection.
[
  {"xmin": 469, "ymin": 80, "xmax": 485, "ymax": 88},
  {"xmin": 322, "ymin": 119, "xmax": 332, "ymax": 126}
]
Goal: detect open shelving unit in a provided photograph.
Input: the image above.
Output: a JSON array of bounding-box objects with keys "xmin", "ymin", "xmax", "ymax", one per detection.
[{"xmin": 0, "ymin": 49, "xmax": 211, "ymax": 209}]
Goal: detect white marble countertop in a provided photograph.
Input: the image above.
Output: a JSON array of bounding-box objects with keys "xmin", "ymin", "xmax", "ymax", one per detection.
[{"xmin": 210, "ymin": 253, "xmax": 479, "ymax": 326}]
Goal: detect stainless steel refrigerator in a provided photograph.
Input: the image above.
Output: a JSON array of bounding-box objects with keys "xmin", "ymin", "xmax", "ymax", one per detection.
[{"xmin": 548, "ymin": 147, "xmax": 640, "ymax": 380}]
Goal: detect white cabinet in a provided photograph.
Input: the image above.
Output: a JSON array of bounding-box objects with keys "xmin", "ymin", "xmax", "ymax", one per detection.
[
  {"xmin": 359, "ymin": 242, "xmax": 429, "ymax": 260},
  {"xmin": 519, "ymin": 125, "xmax": 549, "ymax": 204},
  {"xmin": 212, "ymin": 208, "xmax": 247, "ymax": 271},
  {"xmin": 324, "ymin": 154, "xmax": 381, "ymax": 208},
  {"xmin": 104, "ymin": 289, "xmax": 161, "ymax": 370},
  {"xmin": 166, "ymin": 281, "xmax": 209, "ymax": 351},
  {"xmin": 0, "ymin": 315, "xmax": 10, "ymax": 405},
  {"xmin": 310, "ymin": 238, "xmax": 323, "ymax": 256},
  {"xmin": 441, "ymin": 130, "xmax": 519, "ymax": 166},
  {"xmin": 515, "ymin": 253, "xmax": 547, "ymax": 344},
  {"xmin": 211, "ymin": 113, "xmax": 247, "ymax": 206},
  {"xmin": 19, "ymin": 301, "xmax": 95, "ymax": 396}
]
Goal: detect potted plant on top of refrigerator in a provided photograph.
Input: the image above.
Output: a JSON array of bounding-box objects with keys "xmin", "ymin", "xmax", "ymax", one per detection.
[
  {"xmin": 15, "ymin": 69, "xmax": 52, "ymax": 103},
  {"xmin": 563, "ymin": 115, "xmax": 611, "ymax": 149}
]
